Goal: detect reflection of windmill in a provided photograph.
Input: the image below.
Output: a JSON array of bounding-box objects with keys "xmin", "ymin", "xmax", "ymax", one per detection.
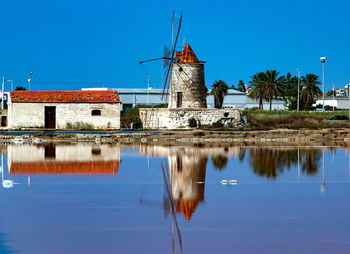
[
  {"xmin": 161, "ymin": 162, "xmax": 183, "ymax": 253},
  {"xmin": 139, "ymin": 12, "xmax": 207, "ymax": 109},
  {"xmin": 138, "ymin": 160, "xmax": 183, "ymax": 253}
]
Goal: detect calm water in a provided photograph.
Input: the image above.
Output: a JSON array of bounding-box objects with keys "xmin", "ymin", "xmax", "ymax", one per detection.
[{"xmin": 0, "ymin": 144, "xmax": 350, "ymax": 254}]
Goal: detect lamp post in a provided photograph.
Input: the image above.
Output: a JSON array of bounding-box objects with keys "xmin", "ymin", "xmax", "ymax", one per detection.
[
  {"xmin": 332, "ymin": 82, "xmax": 335, "ymax": 111},
  {"xmin": 320, "ymin": 57, "xmax": 327, "ymax": 111},
  {"xmin": 297, "ymin": 68, "xmax": 301, "ymax": 112},
  {"xmin": 147, "ymin": 76, "xmax": 151, "ymax": 105},
  {"xmin": 1, "ymin": 77, "xmax": 5, "ymax": 110},
  {"xmin": 28, "ymin": 72, "xmax": 33, "ymax": 91}
]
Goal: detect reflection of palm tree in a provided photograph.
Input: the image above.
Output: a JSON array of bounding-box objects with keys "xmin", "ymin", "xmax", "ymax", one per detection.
[
  {"xmin": 301, "ymin": 150, "xmax": 321, "ymax": 175},
  {"xmin": 248, "ymin": 148, "xmax": 321, "ymax": 179},
  {"xmin": 211, "ymin": 155, "xmax": 228, "ymax": 171},
  {"xmin": 238, "ymin": 148, "xmax": 246, "ymax": 162}
]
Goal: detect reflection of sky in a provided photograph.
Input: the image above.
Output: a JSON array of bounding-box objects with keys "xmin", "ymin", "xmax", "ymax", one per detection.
[{"xmin": 0, "ymin": 146, "xmax": 350, "ymax": 253}]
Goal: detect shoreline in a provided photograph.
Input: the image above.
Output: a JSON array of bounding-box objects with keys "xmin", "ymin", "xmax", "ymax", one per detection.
[{"xmin": 0, "ymin": 128, "xmax": 349, "ymax": 147}]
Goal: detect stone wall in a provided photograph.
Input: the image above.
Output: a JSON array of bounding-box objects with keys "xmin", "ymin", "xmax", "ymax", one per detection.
[
  {"xmin": 139, "ymin": 108, "xmax": 248, "ymax": 129},
  {"xmin": 8, "ymin": 102, "xmax": 120, "ymax": 129},
  {"xmin": 169, "ymin": 63, "xmax": 207, "ymax": 108}
]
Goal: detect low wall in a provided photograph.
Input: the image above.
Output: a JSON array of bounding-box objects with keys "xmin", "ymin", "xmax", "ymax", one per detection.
[{"xmin": 139, "ymin": 108, "xmax": 247, "ymax": 129}]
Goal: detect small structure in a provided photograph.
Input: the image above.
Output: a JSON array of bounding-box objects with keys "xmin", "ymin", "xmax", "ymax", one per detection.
[
  {"xmin": 139, "ymin": 45, "xmax": 248, "ymax": 129},
  {"xmin": 8, "ymin": 90, "xmax": 121, "ymax": 129}
]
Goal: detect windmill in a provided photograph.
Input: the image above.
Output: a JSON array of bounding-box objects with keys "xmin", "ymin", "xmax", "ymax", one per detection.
[{"xmin": 139, "ymin": 11, "xmax": 183, "ymax": 100}]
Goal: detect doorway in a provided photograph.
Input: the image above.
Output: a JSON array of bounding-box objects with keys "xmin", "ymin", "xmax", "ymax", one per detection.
[{"xmin": 45, "ymin": 106, "xmax": 56, "ymax": 129}]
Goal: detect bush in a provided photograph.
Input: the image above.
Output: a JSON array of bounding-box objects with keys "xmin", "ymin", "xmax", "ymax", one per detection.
[{"xmin": 66, "ymin": 121, "xmax": 94, "ymax": 130}]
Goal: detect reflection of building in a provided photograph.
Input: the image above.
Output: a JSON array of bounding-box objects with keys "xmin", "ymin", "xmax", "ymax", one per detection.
[
  {"xmin": 169, "ymin": 154, "xmax": 207, "ymax": 220},
  {"xmin": 8, "ymin": 144, "xmax": 121, "ymax": 175}
]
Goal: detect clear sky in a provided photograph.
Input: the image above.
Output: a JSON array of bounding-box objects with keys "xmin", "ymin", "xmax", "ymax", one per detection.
[{"xmin": 0, "ymin": 0, "xmax": 349, "ymax": 91}]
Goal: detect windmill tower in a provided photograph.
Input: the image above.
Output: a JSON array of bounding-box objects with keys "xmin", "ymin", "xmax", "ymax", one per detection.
[
  {"xmin": 140, "ymin": 12, "xmax": 207, "ymax": 109},
  {"xmin": 169, "ymin": 44, "xmax": 207, "ymax": 109}
]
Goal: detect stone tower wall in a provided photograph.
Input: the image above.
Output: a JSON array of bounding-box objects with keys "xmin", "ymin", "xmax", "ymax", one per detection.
[{"xmin": 169, "ymin": 63, "xmax": 207, "ymax": 108}]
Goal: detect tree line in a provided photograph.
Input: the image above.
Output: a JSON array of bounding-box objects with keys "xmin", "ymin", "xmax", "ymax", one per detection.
[{"xmin": 211, "ymin": 70, "xmax": 322, "ymax": 110}]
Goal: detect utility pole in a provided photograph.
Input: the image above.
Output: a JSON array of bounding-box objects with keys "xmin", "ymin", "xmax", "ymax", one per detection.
[
  {"xmin": 320, "ymin": 57, "xmax": 327, "ymax": 111},
  {"xmin": 1, "ymin": 77, "xmax": 5, "ymax": 110},
  {"xmin": 297, "ymin": 68, "xmax": 301, "ymax": 112}
]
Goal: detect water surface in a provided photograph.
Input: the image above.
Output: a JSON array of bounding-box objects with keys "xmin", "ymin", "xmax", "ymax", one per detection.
[{"xmin": 0, "ymin": 144, "xmax": 349, "ymax": 253}]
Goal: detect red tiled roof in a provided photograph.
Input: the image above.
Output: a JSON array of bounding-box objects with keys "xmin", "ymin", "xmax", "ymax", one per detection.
[
  {"xmin": 10, "ymin": 161, "xmax": 120, "ymax": 175},
  {"xmin": 175, "ymin": 44, "xmax": 199, "ymax": 63},
  {"xmin": 10, "ymin": 90, "xmax": 120, "ymax": 103}
]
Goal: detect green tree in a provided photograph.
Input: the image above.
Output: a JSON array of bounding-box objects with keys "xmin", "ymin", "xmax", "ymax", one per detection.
[
  {"xmin": 248, "ymin": 72, "xmax": 267, "ymax": 109},
  {"xmin": 236, "ymin": 80, "xmax": 246, "ymax": 93},
  {"xmin": 281, "ymin": 72, "xmax": 299, "ymax": 110},
  {"xmin": 15, "ymin": 86, "xmax": 27, "ymax": 91},
  {"xmin": 248, "ymin": 70, "xmax": 285, "ymax": 110},
  {"xmin": 262, "ymin": 70, "xmax": 285, "ymax": 111},
  {"xmin": 326, "ymin": 90, "xmax": 335, "ymax": 96},
  {"xmin": 211, "ymin": 80, "xmax": 229, "ymax": 109},
  {"xmin": 300, "ymin": 74, "xmax": 322, "ymax": 110}
]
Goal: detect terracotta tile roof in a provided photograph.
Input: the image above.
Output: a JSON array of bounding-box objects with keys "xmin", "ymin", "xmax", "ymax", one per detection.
[
  {"xmin": 10, "ymin": 161, "xmax": 120, "ymax": 175},
  {"xmin": 10, "ymin": 90, "xmax": 120, "ymax": 103},
  {"xmin": 175, "ymin": 44, "xmax": 199, "ymax": 63}
]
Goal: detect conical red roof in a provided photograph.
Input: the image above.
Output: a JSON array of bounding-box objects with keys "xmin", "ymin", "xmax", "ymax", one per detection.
[{"xmin": 176, "ymin": 44, "xmax": 199, "ymax": 63}]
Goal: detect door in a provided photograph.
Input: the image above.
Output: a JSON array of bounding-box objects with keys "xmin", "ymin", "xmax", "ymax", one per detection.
[{"xmin": 45, "ymin": 106, "xmax": 56, "ymax": 129}]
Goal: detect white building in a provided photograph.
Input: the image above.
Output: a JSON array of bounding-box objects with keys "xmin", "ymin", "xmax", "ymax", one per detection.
[
  {"xmin": 8, "ymin": 90, "xmax": 121, "ymax": 129},
  {"xmin": 315, "ymin": 97, "xmax": 350, "ymax": 110},
  {"xmin": 105, "ymin": 88, "xmax": 286, "ymax": 111}
]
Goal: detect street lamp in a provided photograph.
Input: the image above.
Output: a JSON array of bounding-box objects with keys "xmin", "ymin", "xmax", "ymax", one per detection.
[
  {"xmin": 28, "ymin": 72, "xmax": 33, "ymax": 91},
  {"xmin": 320, "ymin": 57, "xmax": 327, "ymax": 111},
  {"xmin": 147, "ymin": 76, "xmax": 151, "ymax": 105},
  {"xmin": 297, "ymin": 68, "xmax": 301, "ymax": 112}
]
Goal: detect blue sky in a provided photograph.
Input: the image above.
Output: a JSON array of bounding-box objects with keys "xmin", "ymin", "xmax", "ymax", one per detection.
[{"xmin": 0, "ymin": 0, "xmax": 349, "ymax": 91}]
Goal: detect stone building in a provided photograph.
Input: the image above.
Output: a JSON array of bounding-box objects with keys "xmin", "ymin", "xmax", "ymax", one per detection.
[
  {"xmin": 8, "ymin": 90, "xmax": 121, "ymax": 129},
  {"xmin": 139, "ymin": 44, "xmax": 248, "ymax": 129}
]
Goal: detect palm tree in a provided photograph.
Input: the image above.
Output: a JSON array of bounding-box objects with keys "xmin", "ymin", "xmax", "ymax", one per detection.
[
  {"xmin": 262, "ymin": 70, "xmax": 285, "ymax": 110},
  {"xmin": 248, "ymin": 70, "xmax": 284, "ymax": 110},
  {"xmin": 237, "ymin": 80, "xmax": 246, "ymax": 93},
  {"xmin": 248, "ymin": 72, "xmax": 267, "ymax": 109},
  {"xmin": 211, "ymin": 80, "xmax": 229, "ymax": 109},
  {"xmin": 300, "ymin": 74, "xmax": 322, "ymax": 110}
]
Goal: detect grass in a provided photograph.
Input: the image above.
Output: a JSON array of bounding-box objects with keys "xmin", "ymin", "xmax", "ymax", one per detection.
[
  {"xmin": 66, "ymin": 121, "xmax": 94, "ymax": 130},
  {"xmin": 244, "ymin": 110, "xmax": 350, "ymax": 129}
]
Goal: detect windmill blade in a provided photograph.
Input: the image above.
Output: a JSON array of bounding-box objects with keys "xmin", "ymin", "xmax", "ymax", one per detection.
[
  {"xmin": 161, "ymin": 11, "xmax": 183, "ymax": 99},
  {"xmin": 163, "ymin": 45, "xmax": 171, "ymax": 69},
  {"xmin": 161, "ymin": 64, "xmax": 172, "ymax": 100}
]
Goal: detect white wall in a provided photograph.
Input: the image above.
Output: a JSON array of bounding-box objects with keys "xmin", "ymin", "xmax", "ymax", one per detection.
[{"xmin": 8, "ymin": 102, "xmax": 120, "ymax": 129}]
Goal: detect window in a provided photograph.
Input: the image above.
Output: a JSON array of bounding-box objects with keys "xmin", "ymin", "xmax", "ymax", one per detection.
[
  {"xmin": 176, "ymin": 92, "xmax": 182, "ymax": 108},
  {"xmin": 92, "ymin": 109, "xmax": 101, "ymax": 116}
]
